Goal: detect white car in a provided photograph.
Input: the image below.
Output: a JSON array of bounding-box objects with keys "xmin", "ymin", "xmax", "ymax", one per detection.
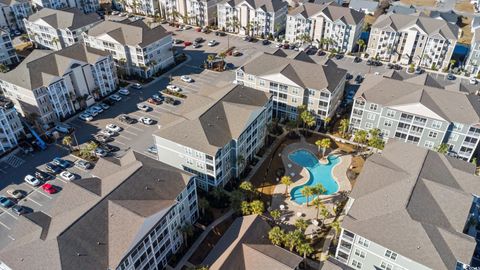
[
  {"xmin": 60, "ymin": 171, "xmax": 75, "ymax": 181},
  {"xmin": 118, "ymin": 88, "xmax": 130, "ymax": 95},
  {"xmin": 275, "ymin": 43, "xmax": 282, "ymax": 48},
  {"xmin": 166, "ymin": 84, "xmax": 181, "ymax": 92},
  {"xmin": 86, "ymin": 108, "xmax": 98, "ymax": 116},
  {"xmin": 192, "ymin": 43, "xmax": 201, "ymax": 48},
  {"xmin": 132, "ymin": 83, "xmax": 142, "ymax": 89},
  {"xmin": 470, "ymin": 77, "xmax": 477, "ymax": 85},
  {"xmin": 181, "ymin": 75, "xmax": 193, "ymax": 83},
  {"xmin": 91, "ymin": 105, "xmax": 103, "ymax": 113},
  {"xmin": 100, "ymin": 129, "xmax": 116, "ymax": 137},
  {"xmin": 79, "ymin": 113, "xmax": 93, "ymax": 122},
  {"xmin": 137, "ymin": 104, "xmax": 151, "ymax": 111},
  {"xmin": 100, "ymin": 103, "xmax": 110, "ymax": 110},
  {"xmin": 106, "ymin": 124, "xmax": 121, "ymax": 132},
  {"xmin": 25, "ymin": 175, "xmax": 41, "ymax": 186},
  {"xmin": 208, "ymin": 40, "xmax": 217, "ymax": 46},
  {"xmin": 139, "ymin": 117, "xmax": 154, "ymax": 125},
  {"xmin": 110, "ymin": 94, "xmax": 122, "ymax": 101}
]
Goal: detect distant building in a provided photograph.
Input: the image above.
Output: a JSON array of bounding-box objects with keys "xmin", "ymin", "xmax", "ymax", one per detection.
[
  {"xmin": 32, "ymin": 0, "xmax": 100, "ymax": 13},
  {"xmin": 83, "ymin": 19, "xmax": 174, "ymax": 78},
  {"xmin": 203, "ymin": 215, "xmax": 303, "ymax": 270},
  {"xmin": 348, "ymin": 0, "xmax": 378, "ymax": 15},
  {"xmin": 0, "ymin": 151, "xmax": 199, "ymax": 270},
  {"xmin": 24, "ymin": 8, "xmax": 102, "ymax": 51},
  {"xmin": 185, "ymin": 0, "xmax": 221, "ymax": 26},
  {"xmin": 285, "ymin": 2, "xmax": 364, "ymax": 53},
  {"xmin": 0, "ymin": 30, "xmax": 18, "ymax": 66},
  {"xmin": 336, "ymin": 140, "xmax": 479, "ymax": 269},
  {"xmin": 154, "ymin": 85, "xmax": 272, "ymax": 191},
  {"xmin": 0, "ymin": 44, "xmax": 118, "ymax": 126},
  {"xmin": 0, "ymin": 0, "xmax": 33, "ymax": 31},
  {"xmin": 0, "ymin": 96, "xmax": 23, "ymax": 154}
]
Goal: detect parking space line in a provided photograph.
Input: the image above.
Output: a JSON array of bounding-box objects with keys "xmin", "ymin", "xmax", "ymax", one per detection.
[
  {"xmin": 24, "ymin": 195, "xmax": 42, "ymax": 206},
  {"xmin": 121, "ymin": 129, "xmax": 137, "ymax": 136},
  {"xmin": 113, "ymin": 140, "xmax": 126, "ymax": 146},
  {"xmin": 118, "ymin": 134, "xmax": 132, "ymax": 140},
  {"xmin": 34, "ymin": 189, "xmax": 52, "ymax": 199},
  {"xmin": 126, "ymin": 125, "xmax": 143, "ymax": 132},
  {"xmin": 0, "ymin": 221, "xmax": 11, "ymax": 230},
  {"xmin": 7, "ymin": 235, "xmax": 15, "ymax": 240},
  {"xmin": 2, "ymin": 209, "xmax": 18, "ymax": 220},
  {"xmin": 57, "ymin": 178, "xmax": 68, "ymax": 184}
]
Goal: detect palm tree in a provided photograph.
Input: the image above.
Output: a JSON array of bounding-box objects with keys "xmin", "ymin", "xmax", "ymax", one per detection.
[
  {"xmin": 296, "ymin": 242, "xmax": 314, "ymax": 264},
  {"xmin": 198, "ymin": 197, "xmax": 210, "ymax": 216},
  {"xmin": 239, "ymin": 181, "xmax": 254, "ymax": 200},
  {"xmin": 356, "ymin": 39, "xmax": 366, "ymax": 53},
  {"xmin": 62, "ymin": 135, "xmax": 73, "ymax": 151},
  {"xmin": 229, "ymin": 190, "xmax": 243, "ymax": 212},
  {"xmin": 301, "ymin": 186, "xmax": 314, "ymax": 206},
  {"xmin": 268, "ymin": 226, "xmax": 285, "ymax": 246},
  {"xmin": 436, "ymin": 143, "xmax": 449, "ymax": 154},
  {"xmin": 240, "ymin": 201, "xmax": 251, "ymax": 215},
  {"xmin": 270, "ymin": 209, "xmax": 281, "ymax": 223},
  {"xmin": 226, "ymin": 16, "xmax": 239, "ymax": 33},
  {"xmin": 300, "ymin": 110, "xmax": 315, "ymax": 134},
  {"xmin": 353, "ymin": 129, "xmax": 368, "ymax": 149},
  {"xmin": 280, "ymin": 175, "xmax": 293, "ymax": 196},
  {"xmin": 245, "ymin": 22, "xmax": 253, "ymax": 36},
  {"xmin": 312, "ymin": 198, "xmax": 324, "ymax": 220},
  {"xmin": 367, "ymin": 128, "xmax": 385, "ymax": 151},
  {"xmin": 295, "ymin": 218, "xmax": 308, "ymax": 232},
  {"xmin": 323, "ymin": 117, "xmax": 331, "ymax": 130},
  {"xmin": 284, "ymin": 230, "xmax": 304, "ymax": 252},
  {"xmin": 250, "ymin": 200, "xmax": 264, "ymax": 215},
  {"xmin": 320, "ymin": 206, "xmax": 330, "ymax": 223},
  {"xmin": 315, "ymin": 138, "xmax": 331, "ymax": 158},
  {"xmin": 312, "ymin": 183, "xmax": 326, "ymax": 200},
  {"xmin": 0, "ymin": 64, "xmax": 8, "ymax": 73},
  {"xmin": 180, "ymin": 224, "xmax": 194, "ymax": 246},
  {"xmin": 51, "ymin": 37, "xmax": 60, "ymax": 49},
  {"xmin": 339, "ymin": 119, "xmax": 349, "ymax": 138},
  {"xmin": 330, "ymin": 220, "xmax": 341, "ymax": 245}
]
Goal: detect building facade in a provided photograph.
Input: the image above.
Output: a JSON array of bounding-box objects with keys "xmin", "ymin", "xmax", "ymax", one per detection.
[
  {"xmin": 0, "ymin": 30, "xmax": 18, "ymax": 66},
  {"xmin": 83, "ymin": 19, "xmax": 174, "ymax": 78},
  {"xmin": 0, "ymin": 96, "xmax": 23, "ymax": 154},
  {"xmin": 349, "ymin": 73, "xmax": 480, "ymax": 161},
  {"xmin": 0, "ymin": 0, "xmax": 33, "ymax": 31},
  {"xmin": 120, "ymin": 0, "xmax": 159, "ymax": 16},
  {"xmin": 32, "ymin": 0, "xmax": 99, "ymax": 13},
  {"xmin": 24, "ymin": 8, "xmax": 102, "ymax": 51},
  {"xmin": 286, "ymin": 2, "xmax": 364, "ymax": 53},
  {"xmin": 217, "ymin": 0, "xmax": 288, "ymax": 37},
  {"xmin": 236, "ymin": 51, "xmax": 346, "ymax": 124},
  {"xmin": 185, "ymin": 0, "xmax": 219, "ymax": 26},
  {"xmin": 466, "ymin": 28, "xmax": 480, "ymax": 77},
  {"xmin": 154, "ymin": 85, "xmax": 272, "ymax": 191},
  {"xmin": 0, "ymin": 44, "xmax": 117, "ymax": 126},
  {"xmin": 336, "ymin": 140, "xmax": 479, "ymax": 270},
  {"xmin": 367, "ymin": 13, "xmax": 459, "ymax": 70}
]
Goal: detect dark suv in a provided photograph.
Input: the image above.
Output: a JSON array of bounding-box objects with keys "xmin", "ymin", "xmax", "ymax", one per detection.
[{"xmin": 119, "ymin": 115, "xmax": 135, "ymax": 124}]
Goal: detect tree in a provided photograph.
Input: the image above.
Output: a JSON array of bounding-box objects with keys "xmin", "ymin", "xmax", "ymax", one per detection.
[
  {"xmin": 0, "ymin": 64, "xmax": 8, "ymax": 73},
  {"xmin": 245, "ymin": 22, "xmax": 253, "ymax": 36},
  {"xmin": 284, "ymin": 230, "xmax": 304, "ymax": 252},
  {"xmin": 270, "ymin": 209, "xmax": 281, "ymax": 223},
  {"xmin": 62, "ymin": 135, "xmax": 73, "ymax": 151},
  {"xmin": 280, "ymin": 175, "xmax": 293, "ymax": 196},
  {"xmin": 296, "ymin": 242, "xmax": 314, "ymax": 263},
  {"xmin": 51, "ymin": 37, "xmax": 60, "ymax": 49},
  {"xmin": 436, "ymin": 143, "xmax": 449, "ymax": 154},
  {"xmin": 367, "ymin": 128, "xmax": 384, "ymax": 150},
  {"xmin": 226, "ymin": 16, "xmax": 239, "ymax": 33},
  {"xmin": 339, "ymin": 119, "xmax": 349, "ymax": 138},
  {"xmin": 240, "ymin": 201, "xmax": 251, "ymax": 215},
  {"xmin": 268, "ymin": 226, "xmax": 285, "ymax": 246},
  {"xmin": 80, "ymin": 141, "xmax": 98, "ymax": 159},
  {"xmin": 239, "ymin": 181, "xmax": 254, "ymax": 200},
  {"xmin": 353, "ymin": 129, "xmax": 368, "ymax": 148},
  {"xmin": 180, "ymin": 224, "xmax": 194, "ymax": 246},
  {"xmin": 449, "ymin": 59, "xmax": 456, "ymax": 71},
  {"xmin": 330, "ymin": 220, "xmax": 341, "ymax": 244},
  {"xmin": 229, "ymin": 190, "xmax": 243, "ymax": 212},
  {"xmin": 316, "ymin": 138, "xmax": 331, "ymax": 158},
  {"xmin": 300, "ymin": 109, "xmax": 316, "ymax": 135},
  {"xmin": 320, "ymin": 206, "xmax": 330, "ymax": 223},
  {"xmin": 312, "ymin": 198, "xmax": 324, "ymax": 220},
  {"xmin": 323, "ymin": 117, "xmax": 331, "ymax": 130},
  {"xmin": 198, "ymin": 197, "xmax": 210, "ymax": 216},
  {"xmin": 311, "ymin": 183, "xmax": 326, "ymax": 199},
  {"xmin": 295, "ymin": 218, "xmax": 308, "ymax": 232},
  {"xmin": 250, "ymin": 200, "xmax": 264, "ymax": 215},
  {"xmin": 356, "ymin": 39, "xmax": 366, "ymax": 53},
  {"xmin": 301, "ymin": 186, "xmax": 314, "ymax": 206}
]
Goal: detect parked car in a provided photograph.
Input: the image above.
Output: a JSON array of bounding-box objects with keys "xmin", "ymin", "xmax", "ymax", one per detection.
[
  {"xmin": 53, "ymin": 157, "xmax": 70, "ymax": 168},
  {"xmin": 132, "ymin": 83, "xmax": 142, "ymax": 89},
  {"xmin": 25, "ymin": 175, "xmax": 41, "ymax": 186},
  {"xmin": 192, "ymin": 42, "xmax": 201, "ymax": 48},
  {"xmin": 166, "ymin": 84, "xmax": 181, "ymax": 92},
  {"xmin": 35, "ymin": 170, "xmax": 53, "ymax": 181},
  {"xmin": 60, "ymin": 171, "xmax": 75, "ymax": 181},
  {"xmin": 79, "ymin": 113, "xmax": 93, "ymax": 122},
  {"xmin": 414, "ymin": 67, "xmax": 423, "ymax": 74},
  {"xmin": 387, "ymin": 63, "xmax": 393, "ymax": 69},
  {"xmin": 93, "ymin": 134, "xmax": 112, "ymax": 143},
  {"xmin": 103, "ymin": 99, "xmax": 115, "ymax": 106},
  {"xmin": 91, "ymin": 105, "xmax": 103, "ymax": 113},
  {"xmin": 446, "ymin": 73, "xmax": 456, "ymax": 80},
  {"xmin": 100, "ymin": 129, "xmax": 116, "ymax": 137},
  {"xmin": 165, "ymin": 97, "xmax": 180, "ymax": 105},
  {"xmin": 353, "ymin": 56, "xmax": 361, "ymax": 63},
  {"xmin": 194, "ymin": 37, "xmax": 203, "ymax": 43},
  {"xmin": 100, "ymin": 103, "xmax": 110, "ymax": 110},
  {"xmin": 41, "ymin": 183, "xmax": 57, "ymax": 194},
  {"xmin": 147, "ymin": 146, "xmax": 157, "ymax": 154},
  {"xmin": 110, "ymin": 94, "xmax": 122, "ymax": 102},
  {"xmin": 12, "ymin": 205, "xmax": 27, "ymax": 215},
  {"xmin": 0, "ymin": 196, "xmax": 14, "ymax": 208},
  {"xmin": 45, "ymin": 163, "xmax": 62, "ymax": 174},
  {"xmin": 106, "ymin": 124, "xmax": 122, "ymax": 132},
  {"xmin": 355, "ymin": 74, "xmax": 364, "ymax": 83},
  {"xmin": 243, "ymin": 36, "xmax": 252, "ymax": 42},
  {"xmin": 119, "ymin": 115, "xmax": 135, "ymax": 124},
  {"xmin": 184, "ymin": 41, "xmax": 192, "ymax": 47},
  {"xmin": 54, "ymin": 124, "xmax": 72, "ymax": 134},
  {"xmin": 139, "ymin": 117, "xmax": 154, "ymax": 125},
  {"xmin": 215, "ymin": 31, "xmax": 225, "ymax": 36},
  {"xmin": 75, "ymin": 159, "xmax": 92, "ymax": 170},
  {"xmin": 283, "ymin": 44, "xmax": 290, "ymax": 49},
  {"xmin": 470, "ymin": 77, "xmax": 477, "ymax": 85},
  {"xmin": 119, "ymin": 88, "xmax": 130, "ymax": 95},
  {"xmin": 137, "ymin": 104, "xmax": 151, "ymax": 111},
  {"xmin": 152, "ymin": 94, "xmax": 163, "ymax": 101},
  {"xmin": 173, "ymin": 39, "xmax": 183, "ymax": 44},
  {"xmin": 232, "ymin": 51, "xmax": 242, "ymax": 57},
  {"xmin": 94, "ymin": 147, "xmax": 108, "ymax": 157},
  {"xmin": 99, "ymin": 143, "xmax": 119, "ymax": 152},
  {"xmin": 262, "ymin": 40, "xmax": 270, "ymax": 45},
  {"xmin": 181, "ymin": 75, "xmax": 193, "ymax": 83},
  {"xmin": 147, "ymin": 97, "xmax": 162, "ymax": 105},
  {"xmin": 208, "ymin": 40, "xmax": 217, "ymax": 46},
  {"xmin": 335, "ymin": 54, "xmax": 343, "ymax": 60},
  {"xmin": 7, "ymin": 189, "xmax": 24, "ymax": 199}
]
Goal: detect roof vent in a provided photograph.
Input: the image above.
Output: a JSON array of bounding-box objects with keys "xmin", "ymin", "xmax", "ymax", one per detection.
[
  {"xmin": 417, "ymin": 246, "xmax": 420, "ymax": 249},
  {"xmin": 145, "ymin": 186, "xmax": 151, "ymax": 190}
]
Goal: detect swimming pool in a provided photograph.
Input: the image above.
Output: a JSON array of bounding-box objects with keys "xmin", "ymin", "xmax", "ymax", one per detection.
[{"xmin": 289, "ymin": 150, "xmax": 340, "ymax": 205}]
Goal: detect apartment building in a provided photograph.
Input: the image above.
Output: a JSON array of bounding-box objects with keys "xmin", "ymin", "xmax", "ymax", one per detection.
[
  {"xmin": 185, "ymin": 0, "xmax": 220, "ymax": 26},
  {"xmin": 336, "ymin": 140, "xmax": 479, "ymax": 270},
  {"xmin": 0, "ymin": 0, "xmax": 33, "ymax": 31},
  {"xmin": 236, "ymin": 51, "xmax": 347, "ymax": 124},
  {"xmin": 119, "ymin": 0, "xmax": 159, "ymax": 16},
  {"xmin": 203, "ymin": 215, "xmax": 303, "ymax": 269},
  {"xmin": 286, "ymin": 2, "xmax": 364, "ymax": 53},
  {"xmin": 158, "ymin": 0, "xmax": 187, "ymax": 22},
  {"xmin": 349, "ymin": 72, "xmax": 480, "ymax": 161},
  {"xmin": 24, "ymin": 8, "xmax": 102, "ymax": 51},
  {"xmin": 154, "ymin": 85, "xmax": 272, "ymax": 191},
  {"xmin": 466, "ymin": 28, "xmax": 480, "ymax": 77},
  {"xmin": 0, "ymin": 43, "xmax": 117, "ymax": 126},
  {"xmin": 32, "ymin": 0, "xmax": 100, "ymax": 13},
  {"xmin": 217, "ymin": 0, "xmax": 288, "ymax": 37},
  {"xmin": 0, "ymin": 151, "xmax": 199, "ymax": 270},
  {"xmin": 367, "ymin": 13, "xmax": 459, "ymax": 70},
  {"xmin": 0, "ymin": 96, "xmax": 23, "ymax": 154},
  {"xmin": 83, "ymin": 19, "xmax": 174, "ymax": 78},
  {"xmin": 0, "ymin": 30, "xmax": 18, "ymax": 66}
]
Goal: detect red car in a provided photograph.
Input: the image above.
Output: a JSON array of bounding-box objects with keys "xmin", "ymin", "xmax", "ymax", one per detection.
[
  {"xmin": 147, "ymin": 98, "xmax": 161, "ymax": 105},
  {"xmin": 41, "ymin": 183, "xmax": 57, "ymax": 194},
  {"xmin": 184, "ymin": 41, "xmax": 192, "ymax": 47}
]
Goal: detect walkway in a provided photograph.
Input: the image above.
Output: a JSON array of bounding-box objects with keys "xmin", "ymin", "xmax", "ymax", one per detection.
[{"xmin": 172, "ymin": 209, "xmax": 234, "ymax": 270}]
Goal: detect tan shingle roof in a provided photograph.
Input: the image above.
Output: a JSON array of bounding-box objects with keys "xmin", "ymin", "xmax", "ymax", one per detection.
[{"xmin": 27, "ymin": 7, "xmax": 101, "ymax": 30}]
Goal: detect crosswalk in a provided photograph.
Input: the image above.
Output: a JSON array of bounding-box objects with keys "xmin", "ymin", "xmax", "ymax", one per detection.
[{"xmin": 4, "ymin": 155, "xmax": 25, "ymax": 168}]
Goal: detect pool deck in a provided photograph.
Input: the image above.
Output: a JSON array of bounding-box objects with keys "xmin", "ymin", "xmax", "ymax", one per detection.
[{"xmin": 270, "ymin": 139, "xmax": 352, "ymax": 229}]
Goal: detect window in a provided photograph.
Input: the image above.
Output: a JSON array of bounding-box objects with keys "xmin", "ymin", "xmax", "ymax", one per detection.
[
  {"xmin": 365, "ymin": 122, "xmax": 373, "ymax": 129},
  {"xmin": 354, "ymin": 249, "xmax": 366, "ymax": 258},
  {"xmin": 357, "ymin": 237, "xmax": 369, "ymax": 247},
  {"xmin": 369, "ymin": 103, "xmax": 378, "ymax": 110},
  {"xmin": 380, "ymin": 261, "xmax": 393, "ymax": 270},
  {"xmin": 384, "ymin": 250, "xmax": 397, "ymax": 260},
  {"xmin": 367, "ymin": 113, "xmax": 375, "ymax": 120},
  {"xmin": 386, "ymin": 109, "xmax": 395, "ymax": 118},
  {"xmin": 259, "ymin": 79, "xmax": 265, "ymax": 86},
  {"xmin": 381, "ymin": 129, "xmax": 390, "ymax": 137},
  {"xmin": 453, "ymin": 123, "xmax": 464, "ymax": 131},
  {"xmin": 428, "ymin": 131, "xmax": 438, "ymax": 138},
  {"xmin": 450, "ymin": 133, "xmax": 458, "ymax": 142},
  {"xmin": 424, "ymin": 141, "xmax": 434, "ymax": 149},
  {"xmin": 352, "ymin": 260, "xmax": 362, "ymax": 269},
  {"xmin": 384, "ymin": 120, "xmax": 393, "ymax": 127}
]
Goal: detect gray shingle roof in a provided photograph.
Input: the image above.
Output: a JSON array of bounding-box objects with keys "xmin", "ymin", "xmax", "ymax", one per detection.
[
  {"xmin": 85, "ymin": 19, "xmax": 170, "ymax": 47},
  {"xmin": 348, "ymin": 0, "xmax": 378, "ymax": 12},
  {"xmin": 289, "ymin": 2, "xmax": 364, "ymax": 25},
  {"xmin": 155, "ymin": 85, "xmax": 271, "ymax": 155},
  {"xmin": 343, "ymin": 140, "xmax": 479, "ymax": 270},
  {"xmin": 219, "ymin": 0, "xmax": 287, "ymax": 12},
  {"xmin": 240, "ymin": 52, "xmax": 346, "ymax": 91},
  {"xmin": 26, "ymin": 7, "xmax": 101, "ymax": 30},
  {"xmin": 202, "ymin": 215, "xmax": 303, "ymax": 270},
  {"xmin": 0, "ymin": 151, "xmax": 193, "ymax": 270},
  {"xmin": 355, "ymin": 74, "xmax": 480, "ymax": 123},
  {"xmin": 0, "ymin": 43, "xmax": 110, "ymax": 90},
  {"xmin": 373, "ymin": 13, "xmax": 459, "ymax": 40}
]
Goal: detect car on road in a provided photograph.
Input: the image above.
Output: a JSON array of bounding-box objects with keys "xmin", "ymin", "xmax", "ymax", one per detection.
[
  {"xmin": 192, "ymin": 42, "xmax": 201, "ymax": 48},
  {"xmin": 147, "ymin": 146, "xmax": 157, "ymax": 154},
  {"xmin": 243, "ymin": 36, "xmax": 252, "ymax": 42},
  {"xmin": 355, "ymin": 74, "xmax": 364, "ymax": 83},
  {"xmin": 42, "ymin": 183, "xmax": 57, "ymax": 194},
  {"xmin": 86, "ymin": 108, "xmax": 98, "ymax": 117},
  {"xmin": 35, "ymin": 170, "xmax": 53, "ymax": 181},
  {"xmin": 92, "ymin": 105, "xmax": 103, "ymax": 113},
  {"xmin": 184, "ymin": 41, "xmax": 192, "ymax": 47},
  {"xmin": 208, "ymin": 40, "xmax": 217, "ymax": 46},
  {"xmin": 54, "ymin": 124, "xmax": 73, "ymax": 134},
  {"xmin": 100, "ymin": 102, "xmax": 110, "ymax": 110},
  {"xmin": 53, "ymin": 157, "xmax": 70, "ymax": 168},
  {"xmin": 100, "ymin": 129, "xmax": 116, "ymax": 137},
  {"xmin": 147, "ymin": 97, "xmax": 162, "ymax": 105},
  {"xmin": 79, "ymin": 113, "xmax": 93, "ymax": 122},
  {"xmin": 60, "ymin": 171, "xmax": 75, "ymax": 181},
  {"xmin": 75, "ymin": 159, "xmax": 92, "ymax": 170},
  {"xmin": 137, "ymin": 104, "xmax": 151, "ymax": 111},
  {"xmin": 167, "ymin": 84, "xmax": 181, "ymax": 92},
  {"xmin": 12, "ymin": 205, "xmax": 27, "ymax": 215},
  {"xmin": 0, "ymin": 196, "xmax": 14, "ymax": 208},
  {"xmin": 194, "ymin": 37, "xmax": 203, "ymax": 43},
  {"xmin": 181, "ymin": 75, "xmax": 193, "ymax": 83},
  {"xmin": 119, "ymin": 114, "xmax": 135, "ymax": 124},
  {"xmin": 232, "ymin": 51, "xmax": 242, "ymax": 57},
  {"xmin": 110, "ymin": 94, "xmax": 122, "ymax": 102},
  {"xmin": 25, "ymin": 175, "xmax": 41, "ymax": 186},
  {"xmin": 262, "ymin": 40, "xmax": 270, "ymax": 45},
  {"xmin": 7, "ymin": 189, "xmax": 24, "ymax": 199},
  {"xmin": 119, "ymin": 88, "xmax": 130, "ymax": 95},
  {"xmin": 45, "ymin": 163, "xmax": 62, "ymax": 174},
  {"xmin": 132, "ymin": 83, "xmax": 142, "ymax": 89},
  {"xmin": 335, "ymin": 54, "xmax": 343, "ymax": 60},
  {"xmin": 139, "ymin": 117, "xmax": 154, "ymax": 125},
  {"xmin": 106, "ymin": 124, "xmax": 122, "ymax": 132},
  {"xmin": 446, "ymin": 73, "xmax": 455, "ymax": 80},
  {"xmin": 353, "ymin": 56, "xmax": 361, "ymax": 63},
  {"xmin": 470, "ymin": 77, "xmax": 477, "ymax": 85},
  {"xmin": 215, "ymin": 31, "xmax": 226, "ymax": 36},
  {"xmin": 94, "ymin": 147, "xmax": 108, "ymax": 157},
  {"xmin": 414, "ymin": 67, "xmax": 423, "ymax": 74}
]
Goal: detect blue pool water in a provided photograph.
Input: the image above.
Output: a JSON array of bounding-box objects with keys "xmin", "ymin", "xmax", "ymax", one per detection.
[{"xmin": 289, "ymin": 150, "xmax": 340, "ymax": 205}]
